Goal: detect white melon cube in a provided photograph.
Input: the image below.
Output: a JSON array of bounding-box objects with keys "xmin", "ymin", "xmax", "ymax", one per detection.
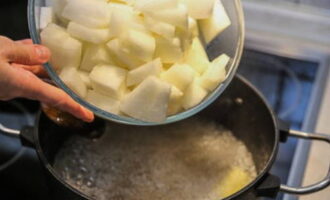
[
  {"xmin": 85, "ymin": 90, "xmax": 120, "ymax": 114},
  {"xmin": 41, "ymin": 23, "xmax": 82, "ymax": 69},
  {"xmin": 39, "ymin": 7, "xmax": 53, "ymax": 31},
  {"xmin": 188, "ymin": 17, "xmax": 199, "ymax": 37},
  {"xmin": 108, "ymin": 5, "xmax": 136, "ymax": 37},
  {"xmin": 175, "ymin": 28, "xmax": 191, "ymax": 53},
  {"xmin": 59, "ymin": 67, "xmax": 87, "ymax": 97},
  {"xmin": 155, "ymin": 36, "xmax": 183, "ymax": 63},
  {"xmin": 199, "ymin": 0, "xmax": 231, "ymax": 43},
  {"xmin": 121, "ymin": 76, "xmax": 171, "ymax": 122},
  {"xmin": 52, "ymin": 0, "xmax": 69, "ymax": 25},
  {"xmin": 184, "ymin": 37, "xmax": 210, "ymax": 74},
  {"xmin": 182, "ymin": 80, "xmax": 208, "ymax": 109},
  {"xmin": 145, "ymin": 17, "xmax": 175, "ymax": 39},
  {"xmin": 110, "ymin": 0, "xmax": 134, "ymax": 5},
  {"xmin": 175, "ymin": 17, "xmax": 198, "ymax": 51},
  {"xmin": 121, "ymin": 30, "xmax": 156, "ymax": 62},
  {"xmin": 89, "ymin": 65, "xmax": 127, "ymax": 99},
  {"xmin": 78, "ymin": 71, "xmax": 92, "ymax": 89},
  {"xmin": 170, "ymin": 86, "xmax": 183, "ymax": 103},
  {"xmin": 182, "ymin": 0, "xmax": 215, "ymax": 19},
  {"xmin": 52, "ymin": 0, "xmax": 67, "ymax": 15},
  {"xmin": 62, "ymin": 0, "xmax": 111, "ymax": 28},
  {"xmin": 109, "ymin": 2, "xmax": 136, "ymax": 11},
  {"xmin": 145, "ymin": 4, "xmax": 188, "ymax": 29},
  {"xmin": 200, "ymin": 54, "xmax": 230, "ymax": 91},
  {"xmin": 80, "ymin": 45, "xmax": 115, "ymax": 72},
  {"xmin": 161, "ymin": 63, "xmax": 195, "ymax": 91},
  {"xmin": 67, "ymin": 22, "xmax": 111, "ymax": 44},
  {"xmin": 167, "ymin": 103, "xmax": 183, "ymax": 115},
  {"xmin": 129, "ymin": 16, "xmax": 150, "ymax": 34},
  {"xmin": 127, "ymin": 58, "xmax": 162, "ymax": 86},
  {"xmin": 107, "ymin": 39, "xmax": 144, "ymax": 69},
  {"xmin": 167, "ymin": 85, "xmax": 184, "ymax": 115},
  {"xmin": 135, "ymin": 0, "xmax": 178, "ymax": 12}
]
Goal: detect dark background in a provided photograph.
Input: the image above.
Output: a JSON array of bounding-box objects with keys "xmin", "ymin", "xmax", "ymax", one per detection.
[
  {"xmin": 0, "ymin": 1, "xmax": 46, "ymax": 200},
  {"xmin": 0, "ymin": 1, "xmax": 30, "ymax": 40}
]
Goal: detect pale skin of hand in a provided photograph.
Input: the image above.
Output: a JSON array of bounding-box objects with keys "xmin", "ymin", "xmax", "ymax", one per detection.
[{"xmin": 0, "ymin": 36, "xmax": 94, "ymax": 122}]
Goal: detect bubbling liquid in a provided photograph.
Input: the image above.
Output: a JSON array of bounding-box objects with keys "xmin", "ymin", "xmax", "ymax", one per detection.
[{"xmin": 54, "ymin": 119, "xmax": 257, "ymax": 200}]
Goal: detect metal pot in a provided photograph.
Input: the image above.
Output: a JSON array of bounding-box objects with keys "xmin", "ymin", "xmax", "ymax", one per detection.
[{"xmin": 1, "ymin": 75, "xmax": 329, "ymax": 200}]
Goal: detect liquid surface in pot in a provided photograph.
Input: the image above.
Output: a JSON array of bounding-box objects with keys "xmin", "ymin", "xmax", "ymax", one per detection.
[{"xmin": 53, "ymin": 118, "xmax": 257, "ymax": 200}]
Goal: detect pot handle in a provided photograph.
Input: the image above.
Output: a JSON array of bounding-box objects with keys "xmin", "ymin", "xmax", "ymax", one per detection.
[
  {"xmin": 0, "ymin": 123, "xmax": 35, "ymax": 148},
  {"xmin": 0, "ymin": 123, "xmax": 20, "ymax": 136},
  {"xmin": 279, "ymin": 129, "xmax": 330, "ymax": 194}
]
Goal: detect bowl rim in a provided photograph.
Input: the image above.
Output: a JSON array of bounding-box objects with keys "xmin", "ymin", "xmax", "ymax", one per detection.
[{"xmin": 27, "ymin": 0, "xmax": 245, "ymax": 126}]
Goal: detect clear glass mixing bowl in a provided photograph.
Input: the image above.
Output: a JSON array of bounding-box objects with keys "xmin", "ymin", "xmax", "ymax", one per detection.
[{"xmin": 28, "ymin": 0, "xmax": 245, "ymax": 126}]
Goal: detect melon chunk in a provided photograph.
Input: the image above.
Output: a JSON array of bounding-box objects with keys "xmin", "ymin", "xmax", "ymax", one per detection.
[
  {"xmin": 199, "ymin": 0, "xmax": 231, "ymax": 43},
  {"xmin": 127, "ymin": 58, "xmax": 162, "ymax": 86},
  {"xmin": 110, "ymin": 0, "xmax": 134, "ymax": 5},
  {"xmin": 135, "ymin": 0, "xmax": 178, "ymax": 12},
  {"xmin": 145, "ymin": 4, "xmax": 188, "ymax": 29},
  {"xmin": 41, "ymin": 23, "xmax": 82, "ymax": 69},
  {"xmin": 182, "ymin": 80, "xmax": 208, "ymax": 109},
  {"xmin": 170, "ymin": 86, "xmax": 183, "ymax": 103},
  {"xmin": 62, "ymin": 0, "xmax": 111, "ymax": 28},
  {"xmin": 80, "ymin": 45, "xmax": 115, "ymax": 72},
  {"xmin": 59, "ymin": 67, "xmax": 87, "ymax": 97},
  {"xmin": 108, "ymin": 5, "xmax": 136, "ymax": 37},
  {"xmin": 155, "ymin": 36, "xmax": 183, "ymax": 63},
  {"xmin": 218, "ymin": 167, "xmax": 252, "ymax": 198},
  {"xmin": 107, "ymin": 39, "xmax": 144, "ymax": 69},
  {"xmin": 182, "ymin": 0, "xmax": 215, "ymax": 19},
  {"xmin": 67, "ymin": 22, "xmax": 111, "ymax": 44},
  {"xmin": 39, "ymin": 7, "xmax": 53, "ymax": 31},
  {"xmin": 52, "ymin": 0, "xmax": 67, "ymax": 16},
  {"xmin": 167, "ymin": 86, "xmax": 184, "ymax": 115},
  {"xmin": 52, "ymin": 0, "xmax": 69, "ymax": 25},
  {"xmin": 121, "ymin": 76, "xmax": 171, "ymax": 122},
  {"xmin": 145, "ymin": 17, "xmax": 175, "ymax": 39},
  {"xmin": 78, "ymin": 71, "xmax": 92, "ymax": 89},
  {"xmin": 109, "ymin": 2, "xmax": 135, "ymax": 10},
  {"xmin": 89, "ymin": 65, "xmax": 127, "ymax": 99},
  {"xmin": 188, "ymin": 17, "xmax": 199, "ymax": 37},
  {"xmin": 161, "ymin": 63, "xmax": 195, "ymax": 91},
  {"xmin": 175, "ymin": 17, "xmax": 198, "ymax": 53},
  {"xmin": 121, "ymin": 30, "xmax": 156, "ymax": 62},
  {"xmin": 200, "ymin": 54, "xmax": 229, "ymax": 91},
  {"xmin": 184, "ymin": 37, "xmax": 210, "ymax": 74},
  {"xmin": 85, "ymin": 90, "xmax": 120, "ymax": 114}
]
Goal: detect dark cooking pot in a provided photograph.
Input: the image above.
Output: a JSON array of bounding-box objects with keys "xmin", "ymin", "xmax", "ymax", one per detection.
[{"xmin": 1, "ymin": 75, "xmax": 329, "ymax": 200}]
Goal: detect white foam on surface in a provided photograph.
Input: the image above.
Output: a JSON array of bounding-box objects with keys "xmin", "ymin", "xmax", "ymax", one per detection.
[{"xmin": 54, "ymin": 118, "xmax": 257, "ymax": 200}]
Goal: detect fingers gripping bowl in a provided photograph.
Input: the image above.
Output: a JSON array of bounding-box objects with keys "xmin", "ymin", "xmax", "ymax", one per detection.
[{"xmin": 28, "ymin": 0, "xmax": 244, "ymax": 125}]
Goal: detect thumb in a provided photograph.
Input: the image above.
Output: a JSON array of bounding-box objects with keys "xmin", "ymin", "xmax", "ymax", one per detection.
[{"xmin": 0, "ymin": 36, "xmax": 51, "ymax": 65}]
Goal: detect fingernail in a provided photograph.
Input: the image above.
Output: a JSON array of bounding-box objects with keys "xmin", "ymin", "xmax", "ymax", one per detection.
[{"xmin": 35, "ymin": 46, "xmax": 50, "ymax": 61}]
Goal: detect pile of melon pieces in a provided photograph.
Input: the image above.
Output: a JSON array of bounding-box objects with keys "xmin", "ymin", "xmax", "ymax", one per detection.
[{"xmin": 40, "ymin": 0, "xmax": 231, "ymax": 122}]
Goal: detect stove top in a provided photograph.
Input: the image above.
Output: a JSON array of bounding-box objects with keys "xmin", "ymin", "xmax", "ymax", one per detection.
[
  {"xmin": 0, "ymin": 100, "xmax": 48, "ymax": 200},
  {"xmin": 238, "ymin": 49, "xmax": 320, "ymax": 200}
]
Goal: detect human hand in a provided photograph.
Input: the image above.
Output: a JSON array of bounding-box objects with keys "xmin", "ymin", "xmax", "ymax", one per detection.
[{"xmin": 0, "ymin": 36, "xmax": 94, "ymax": 122}]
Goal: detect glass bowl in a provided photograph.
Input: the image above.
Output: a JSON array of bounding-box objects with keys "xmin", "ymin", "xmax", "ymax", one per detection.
[{"xmin": 28, "ymin": 0, "xmax": 245, "ymax": 126}]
